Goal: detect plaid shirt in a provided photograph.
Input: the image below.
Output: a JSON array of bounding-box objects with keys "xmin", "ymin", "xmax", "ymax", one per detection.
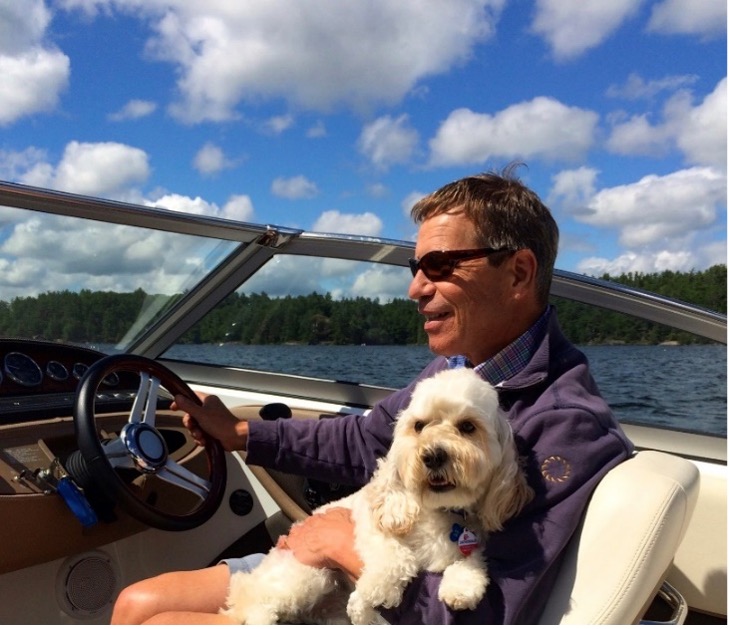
[{"xmin": 447, "ymin": 306, "xmax": 551, "ymax": 386}]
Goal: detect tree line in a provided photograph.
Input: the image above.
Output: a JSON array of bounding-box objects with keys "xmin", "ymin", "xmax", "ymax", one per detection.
[{"xmin": 0, "ymin": 266, "xmax": 725, "ymax": 346}]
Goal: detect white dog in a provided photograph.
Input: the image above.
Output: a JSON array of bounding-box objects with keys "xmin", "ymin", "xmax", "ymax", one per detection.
[{"xmin": 223, "ymin": 368, "xmax": 534, "ymax": 624}]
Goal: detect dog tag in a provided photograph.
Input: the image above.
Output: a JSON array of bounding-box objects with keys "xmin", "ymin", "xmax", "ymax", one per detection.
[{"xmin": 457, "ymin": 527, "xmax": 479, "ymax": 556}]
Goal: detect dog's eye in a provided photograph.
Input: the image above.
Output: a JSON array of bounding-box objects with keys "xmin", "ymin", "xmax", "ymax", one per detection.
[
  {"xmin": 413, "ymin": 421, "xmax": 425, "ymax": 433},
  {"xmin": 458, "ymin": 421, "xmax": 476, "ymax": 434}
]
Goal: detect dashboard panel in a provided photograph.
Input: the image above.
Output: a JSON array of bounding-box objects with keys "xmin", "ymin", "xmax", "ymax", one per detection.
[{"xmin": 0, "ymin": 339, "xmax": 142, "ymax": 424}]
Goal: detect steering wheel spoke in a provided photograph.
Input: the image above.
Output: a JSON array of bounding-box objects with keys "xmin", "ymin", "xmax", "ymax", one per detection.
[
  {"xmin": 128, "ymin": 371, "xmax": 161, "ymax": 427},
  {"xmin": 102, "ymin": 437, "xmax": 136, "ymax": 470},
  {"xmin": 157, "ymin": 458, "xmax": 212, "ymax": 502}
]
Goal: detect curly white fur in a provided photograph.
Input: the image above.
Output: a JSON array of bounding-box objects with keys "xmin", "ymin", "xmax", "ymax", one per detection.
[{"xmin": 223, "ymin": 368, "xmax": 534, "ymax": 624}]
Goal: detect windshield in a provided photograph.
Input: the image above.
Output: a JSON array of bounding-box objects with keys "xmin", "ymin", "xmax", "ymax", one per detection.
[
  {"xmin": 0, "ymin": 205, "xmax": 240, "ymax": 350},
  {"xmin": 1, "ymin": 198, "xmax": 726, "ymax": 438}
]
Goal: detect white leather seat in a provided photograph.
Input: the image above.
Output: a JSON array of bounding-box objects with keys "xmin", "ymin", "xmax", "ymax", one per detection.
[{"xmin": 539, "ymin": 450, "xmax": 700, "ymax": 625}]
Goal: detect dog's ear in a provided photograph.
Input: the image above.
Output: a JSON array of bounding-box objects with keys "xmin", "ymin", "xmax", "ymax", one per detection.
[
  {"xmin": 475, "ymin": 419, "xmax": 534, "ymax": 532},
  {"xmin": 366, "ymin": 456, "xmax": 421, "ymax": 536},
  {"xmin": 476, "ymin": 456, "xmax": 534, "ymax": 532}
]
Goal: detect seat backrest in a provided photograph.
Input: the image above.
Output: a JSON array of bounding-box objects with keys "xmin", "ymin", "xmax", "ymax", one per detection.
[{"xmin": 538, "ymin": 450, "xmax": 699, "ymax": 624}]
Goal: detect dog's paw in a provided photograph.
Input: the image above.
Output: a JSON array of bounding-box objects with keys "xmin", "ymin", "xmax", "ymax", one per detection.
[
  {"xmin": 375, "ymin": 493, "xmax": 420, "ymax": 536},
  {"xmin": 355, "ymin": 570, "xmax": 406, "ymax": 609},
  {"xmin": 347, "ymin": 590, "xmax": 380, "ymax": 625},
  {"xmin": 241, "ymin": 607, "xmax": 279, "ymax": 625},
  {"xmin": 438, "ymin": 563, "xmax": 489, "ymax": 610}
]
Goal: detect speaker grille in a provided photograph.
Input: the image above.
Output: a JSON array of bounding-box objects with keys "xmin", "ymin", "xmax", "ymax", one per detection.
[{"xmin": 59, "ymin": 553, "xmax": 118, "ymax": 617}]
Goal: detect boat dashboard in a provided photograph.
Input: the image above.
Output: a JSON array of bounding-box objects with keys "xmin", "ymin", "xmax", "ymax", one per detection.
[{"xmin": 0, "ymin": 339, "xmax": 146, "ymax": 424}]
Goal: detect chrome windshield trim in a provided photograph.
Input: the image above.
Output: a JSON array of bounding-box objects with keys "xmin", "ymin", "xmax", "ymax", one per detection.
[
  {"xmin": 552, "ymin": 270, "xmax": 726, "ymax": 344},
  {"xmin": 0, "ymin": 180, "xmax": 302, "ymax": 243}
]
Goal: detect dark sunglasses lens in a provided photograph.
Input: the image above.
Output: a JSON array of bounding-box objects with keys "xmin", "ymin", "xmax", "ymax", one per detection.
[{"xmin": 421, "ymin": 252, "xmax": 453, "ymax": 280}]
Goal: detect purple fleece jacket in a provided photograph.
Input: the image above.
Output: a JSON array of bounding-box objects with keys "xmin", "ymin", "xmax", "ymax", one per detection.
[{"xmin": 246, "ymin": 309, "xmax": 634, "ymax": 624}]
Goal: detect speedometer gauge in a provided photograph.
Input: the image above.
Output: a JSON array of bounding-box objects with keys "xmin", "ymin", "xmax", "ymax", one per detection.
[
  {"xmin": 46, "ymin": 360, "xmax": 69, "ymax": 382},
  {"xmin": 4, "ymin": 352, "xmax": 43, "ymax": 387}
]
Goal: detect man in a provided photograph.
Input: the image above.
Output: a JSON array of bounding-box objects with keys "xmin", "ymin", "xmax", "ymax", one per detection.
[{"xmin": 111, "ymin": 167, "xmax": 633, "ymax": 624}]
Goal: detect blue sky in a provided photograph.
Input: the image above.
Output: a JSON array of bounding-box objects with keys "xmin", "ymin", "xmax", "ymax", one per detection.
[{"xmin": 0, "ymin": 0, "xmax": 726, "ymax": 286}]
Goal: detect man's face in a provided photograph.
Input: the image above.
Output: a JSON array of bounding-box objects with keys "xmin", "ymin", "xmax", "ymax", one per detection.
[{"xmin": 408, "ymin": 211, "xmax": 518, "ymax": 365}]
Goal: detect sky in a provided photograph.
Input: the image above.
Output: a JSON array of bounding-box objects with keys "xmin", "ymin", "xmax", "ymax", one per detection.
[{"xmin": 0, "ymin": 0, "xmax": 727, "ymax": 299}]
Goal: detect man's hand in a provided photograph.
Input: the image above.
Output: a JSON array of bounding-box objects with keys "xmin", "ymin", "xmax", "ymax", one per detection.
[
  {"xmin": 277, "ymin": 507, "xmax": 363, "ymax": 583},
  {"xmin": 171, "ymin": 392, "xmax": 249, "ymax": 452}
]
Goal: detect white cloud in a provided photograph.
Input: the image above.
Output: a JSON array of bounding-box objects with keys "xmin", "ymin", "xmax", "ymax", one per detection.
[
  {"xmin": 351, "ymin": 265, "xmax": 411, "ymax": 302},
  {"xmin": 312, "ymin": 210, "xmax": 383, "ymax": 236},
  {"xmin": 6, "ymin": 141, "xmax": 150, "ymax": 197},
  {"xmin": 647, "ymin": 0, "xmax": 727, "ymax": 38},
  {"xmin": 607, "ymin": 78, "xmax": 727, "ymax": 168},
  {"xmin": 605, "ymin": 113, "xmax": 672, "ymax": 157},
  {"xmin": 271, "ymin": 175, "xmax": 319, "ymax": 200},
  {"xmin": 68, "ymin": 0, "xmax": 504, "ymax": 123},
  {"xmin": 401, "ymin": 190, "xmax": 426, "ymax": 218},
  {"xmin": 264, "ymin": 114, "xmax": 295, "ymax": 135},
  {"xmin": 108, "ymin": 99, "xmax": 157, "ymax": 121},
  {"xmin": 357, "ymin": 114, "xmax": 420, "ymax": 169},
  {"xmin": 576, "ymin": 238, "xmax": 727, "ymax": 276},
  {"xmin": 0, "ymin": 206, "xmax": 238, "ymax": 299},
  {"xmin": 53, "ymin": 141, "xmax": 150, "ymax": 196},
  {"xmin": 366, "ymin": 183, "xmax": 389, "ymax": 198},
  {"xmin": 530, "ymin": 0, "xmax": 641, "ymax": 61},
  {"xmin": 671, "ymin": 78, "xmax": 727, "ymax": 168},
  {"xmin": 221, "ymin": 194, "xmax": 255, "ymax": 222},
  {"xmin": 568, "ymin": 167, "xmax": 726, "ymax": 249},
  {"xmin": 0, "ymin": 146, "xmax": 48, "ymax": 181},
  {"xmin": 547, "ymin": 167, "xmax": 599, "ymax": 209},
  {"xmin": 306, "ymin": 120, "xmax": 327, "ymax": 138},
  {"xmin": 577, "ymin": 250, "xmax": 697, "ymax": 276},
  {"xmin": 0, "ymin": 0, "xmax": 70, "ymax": 124},
  {"xmin": 149, "ymin": 192, "xmax": 254, "ymax": 222},
  {"xmin": 0, "ymin": 0, "xmax": 51, "ymax": 54},
  {"xmin": 0, "ymin": 49, "xmax": 69, "ymax": 126},
  {"xmin": 151, "ymin": 193, "xmax": 219, "ymax": 216},
  {"xmin": 428, "ymin": 98, "xmax": 598, "ymax": 166},
  {"xmin": 606, "ymin": 73, "xmax": 699, "ymax": 101},
  {"xmin": 193, "ymin": 142, "xmax": 235, "ymax": 175}
]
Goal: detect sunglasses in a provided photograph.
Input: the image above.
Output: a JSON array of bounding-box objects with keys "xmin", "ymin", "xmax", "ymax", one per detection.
[{"xmin": 408, "ymin": 247, "xmax": 512, "ymax": 281}]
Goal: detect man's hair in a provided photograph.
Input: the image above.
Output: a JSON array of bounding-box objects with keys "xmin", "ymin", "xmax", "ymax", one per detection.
[{"xmin": 410, "ymin": 164, "xmax": 559, "ymax": 305}]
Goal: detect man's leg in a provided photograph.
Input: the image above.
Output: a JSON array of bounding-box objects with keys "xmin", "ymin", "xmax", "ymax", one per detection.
[{"xmin": 110, "ymin": 564, "xmax": 232, "ymax": 624}]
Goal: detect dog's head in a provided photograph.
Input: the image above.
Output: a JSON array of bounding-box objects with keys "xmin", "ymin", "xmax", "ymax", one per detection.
[{"xmin": 385, "ymin": 368, "xmax": 533, "ymax": 532}]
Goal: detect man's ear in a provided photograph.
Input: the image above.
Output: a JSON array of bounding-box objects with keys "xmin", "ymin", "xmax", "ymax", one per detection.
[{"xmin": 509, "ymin": 249, "xmax": 538, "ymax": 296}]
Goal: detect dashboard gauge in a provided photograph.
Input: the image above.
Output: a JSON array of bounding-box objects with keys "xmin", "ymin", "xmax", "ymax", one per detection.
[
  {"xmin": 102, "ymin": 371, "xmax": 120, "ymax": 387},
  {"xmin": 46, "ymin": 360, "xmax": 69, "ymax": 382},
  {"xmin": 4, "ymin": 352, "xmax": 43, "ymax": 387},
  {"xmin": 72, "ymin": 362, "xmax": 89, "ymax": 380}
]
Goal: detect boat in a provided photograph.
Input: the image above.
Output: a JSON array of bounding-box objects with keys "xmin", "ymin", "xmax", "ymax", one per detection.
[{"xmin": 0, "ymin": 180, "xmax": 725, "ymax": 624}]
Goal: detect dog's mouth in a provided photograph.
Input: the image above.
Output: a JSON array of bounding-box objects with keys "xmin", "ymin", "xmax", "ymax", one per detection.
[{"xmin": 427, "ymin": 473, "xmax": 455, "ymax": 492}]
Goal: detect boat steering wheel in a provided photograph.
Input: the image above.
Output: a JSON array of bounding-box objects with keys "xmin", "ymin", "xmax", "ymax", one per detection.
[{"xmin": 73, "ymin": 354, "xmax": 227, "ymax": 531}]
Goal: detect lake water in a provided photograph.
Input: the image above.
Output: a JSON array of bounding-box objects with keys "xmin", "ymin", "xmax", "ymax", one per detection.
[{"xmin": 163, "ymin": 343, "xmax": 727, "ymax": 438}]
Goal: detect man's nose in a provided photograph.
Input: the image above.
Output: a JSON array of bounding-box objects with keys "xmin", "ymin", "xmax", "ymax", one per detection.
[{"xmin": 408, "ymin": 269, "xmax": 435, "ymax": 300}]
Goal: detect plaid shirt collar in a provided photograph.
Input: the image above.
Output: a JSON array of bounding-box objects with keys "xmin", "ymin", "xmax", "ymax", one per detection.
[{"xmin": 447, "ymin": 306, "xmax": 550, "ymax": 386}]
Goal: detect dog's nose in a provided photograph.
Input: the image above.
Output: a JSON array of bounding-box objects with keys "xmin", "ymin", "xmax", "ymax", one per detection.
[{"xmin": 422, "ymin": 447, "xmax": 448, "ymax": 469}]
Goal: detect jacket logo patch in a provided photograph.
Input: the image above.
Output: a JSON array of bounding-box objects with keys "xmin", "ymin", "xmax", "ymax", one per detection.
[{"xmin": 541, "ymin": 455, "xmax": 571, "ymax": 483}]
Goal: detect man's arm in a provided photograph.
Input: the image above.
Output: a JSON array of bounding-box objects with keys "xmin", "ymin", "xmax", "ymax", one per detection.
[{"xmin": 172, "ymin": 393, "xmax": 250, "ymax": 451}]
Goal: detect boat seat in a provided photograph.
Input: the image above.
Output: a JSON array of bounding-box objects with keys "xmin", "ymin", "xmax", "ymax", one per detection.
[{"xmin": 539, "ymin": 450, "xmax": 699, "ymax": 625}]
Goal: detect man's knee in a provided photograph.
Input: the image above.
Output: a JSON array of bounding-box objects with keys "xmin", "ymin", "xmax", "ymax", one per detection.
[{"xmin": 110, "ymin": 581, "xmax": 159, "ymax": 625}]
